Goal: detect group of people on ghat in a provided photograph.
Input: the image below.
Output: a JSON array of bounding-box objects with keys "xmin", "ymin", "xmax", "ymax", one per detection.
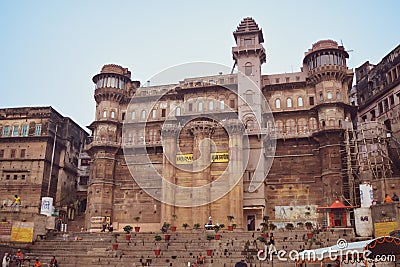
[
  {"xmin": 101, "ymin": 219, "xmax": 114, "ymax": 232},
  {"xmin": 2, "ymin": 249, "xmax": 58, "ymax": 267}
]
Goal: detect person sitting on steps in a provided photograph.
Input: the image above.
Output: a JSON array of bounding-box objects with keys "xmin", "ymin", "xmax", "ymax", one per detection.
[{"xmin": 197, "ymin": 253, "xmax": 205, "ymax": 265}]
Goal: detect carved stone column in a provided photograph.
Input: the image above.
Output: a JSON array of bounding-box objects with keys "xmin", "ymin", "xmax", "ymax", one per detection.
[
  {"xmin": 188, "ymin": 120, "xmax": 217, "ymax": 225},
  {"xmin": 224, "ymin": 119, "xmax": 245, "ymax": 229},
  {"xmin": 160, "ymin": 123, "xmax": 179, "ymax": 224}
]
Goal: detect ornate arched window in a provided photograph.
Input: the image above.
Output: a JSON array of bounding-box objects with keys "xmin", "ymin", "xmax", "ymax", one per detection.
[
  {"xmin": 245, "ymin": 62, "xmax": 253, "ymax": 76},
  {"xmin": 275, "ymin": 98, "xmax": 281, "ymax": 109},
  {"xmin": 298, "ymin": 118, "xmax": 307, "ymax": 134},
  {"xmin": 175, "ymin": 107, "xmax": 181, "ymax": 116},
  {"xmin": 209, "ymin": 100, "xmax": 214, "ymax": 111},
  {"xmin": 286, "ymin": 119, "xmax": 296, "ymax": 134},
  {"xmin": 287, "ymin": 98, "xmax": 293, "ymax": 108},
  {"xmin": 298, "ymin": 97, "xmax": 303, "ymax": 107}
]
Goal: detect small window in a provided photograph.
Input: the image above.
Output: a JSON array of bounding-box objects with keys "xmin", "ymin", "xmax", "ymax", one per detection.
[
  {"xmin": 285, "ymin": 77, "xmax": 290, "ymax": 83},
  {"xmin": 35, "ymin": 125, "xmax": 42, "ymax": 136},
  {"xmin": 141, "ymin": 110, "xmax": 146, "ymax": 120},
  {"xmin": 336, "ymin": 92, "xmax": 341, "ymax": 100},
  {"xmin": 152, "ymin": 109, "xmax": 157, "ymax": 119},
  {"xmin": 220, "ymin": 100, "xmax": 225, "ymax": 110},
  {"xmin": 111, "ymin": 111, "xmax": 115, "ymax": 119},
  {"xmin": 275, "ymin": 78, "xmax": 280, "ymax": 83},
  {"xmin": 21, "ymin": 175, "xmax": 25, "ymax": 180},
  {"xmin": 12, "ymin": 125, "xmax": 19, "ymax": 137},
  {"xmin": 122, "ymin": 112, "xmax": 126, "ymax": 121},
  {"xmin": 309, "ymin": 118, "xmax": 317, "ymax": 130},
  {"xmin": 287, "ymin": 98, "xmax": 292, "ymax": 108},
  {"xmin": 161, "ymin": 109, "xmax": 166, "ymax": 117},
  {"xmin": 21, "ymin": 125, "xmax": 28, "ymax": 136},
  {"xmin": 362, "ymin": 115, "xmax": 367, "ymax": 122},
  {"xmin": 5, "ymin": 175, "xmax": 10, "ymax": 180},
  {"xmin": 229, "ymin": 99, "xmax": 235, "ymax": 108},
  {"xmin": 198, "ymin": 102, "xmax": 203, "ymax": 112},
  {"xmin": 296, "ymin": 76, "xmax": 300, "ymax": 81},
  {"xmin": 309, "ymin": 96, "xmax": 315, "ymax": 106},
  {"xmin": 245, "ymin": 63, "xmax": 253, "ymax": 76},
  {"xmin": 319, "ymin": 92, "xmax": 323, "ymax": 102},
  {"xmin": 378, "ymin": 103, "xmax": 383, "ymax": 114},
  {"xmin": 0, "ymin": 149, "xmax": 4, "ymax": 158},
  {"xmin": 244, "ymin": 38, "xmax": 253, "ymax": 45},
  {"xmin": 10, "ymin": 149, "xmax": 16, "ymax": 158},
  {"xmin": 188, "ymin": 103, "xmax": 193, "ymax": 112},
  {"xmin": 13, "ymin": 175, "xmax": 17, "ymax": 180},
  {"xmin": 103, "ymin": 110, "xmax": 107, "ymax": 118},
  {"xmin": 245, "ymin": 91, "xmax": 254, "ymax": 104},
  {"xmin": 275, "ymin": 99, "xmax": 281, "ymax": 109},
  {"xmin": 389, "ymin": 95, "xmax": 395, "ymax": 106},
  {"xmin": 20, "ymin": 149, "xmax": 26, "ymax": 158},
  {"xmin": 175, "ymin": 107, "xmax": 181, "ymax": 116},
  {"xmin": 209, "ymin": 101, "xmax": 214, "ymax": 111},
  {"xmin": 327, "ymin": 91, "xmax": 333, "ymax": 100},
  {"xmin": 298, "ymin": 97, "xmax": 303, "ymax": 107},
  {"xmin": 131, "ymin": 111, "xmax": 136, "ymax": 120},
  {"xmin": 2, "ymin": 126, "xmax": 9, "ymax": 137}
]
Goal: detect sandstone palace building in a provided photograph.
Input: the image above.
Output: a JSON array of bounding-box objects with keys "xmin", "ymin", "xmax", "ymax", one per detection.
[
  {"xmin": 85, "ymin": 18, "xmax": 399, "ymax": 232},
  {"xmin": 0, "ymin": 107, "xmax": 88, "ymax": 225}
]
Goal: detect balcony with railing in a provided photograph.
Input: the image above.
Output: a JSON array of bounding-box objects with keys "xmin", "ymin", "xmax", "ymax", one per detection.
[{"xmin": 85, "ymin": 139, "xmax": 121, "ymax": 150}]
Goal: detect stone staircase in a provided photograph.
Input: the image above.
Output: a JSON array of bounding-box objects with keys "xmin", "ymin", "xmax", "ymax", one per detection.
[{"xmin": 19, "ymin": 228, "xmax": 354, "ymax": 267}]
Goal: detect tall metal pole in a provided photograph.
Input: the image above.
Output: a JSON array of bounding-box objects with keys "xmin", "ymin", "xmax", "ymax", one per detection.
[{"xmin": 47, "ymin": 123, "xmax": 58, "ymax": 197}]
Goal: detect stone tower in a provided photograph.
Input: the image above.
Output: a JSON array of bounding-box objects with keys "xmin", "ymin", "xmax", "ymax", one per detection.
[
  {"xmin": 303, "ymin": 40, "xmax": 354, "ymax": 205},
  {"xmin": 86, "ymin": 64, "xmax": 134, "ymax": 228},
  {"xmin": 232, "ymin": 17, "xmax": 266, "ymax": 125},
  {"xmin": 232, "ymin": 17, "xmax": 268, "ymax": 221}
]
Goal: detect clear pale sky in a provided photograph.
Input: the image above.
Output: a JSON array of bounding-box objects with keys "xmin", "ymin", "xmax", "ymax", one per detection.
[{"xmin": 0, "ymin": 1, "xmax": 398, "ymax": 130}]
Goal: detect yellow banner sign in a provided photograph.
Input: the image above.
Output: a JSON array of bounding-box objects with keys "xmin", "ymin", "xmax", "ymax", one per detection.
[
  {"xmin": 374, "ymin": 221, "xmax": 398, "ymax": 237},
  {"xmin": 176, "ymin": 152, "xmax": 229, "ymax": 164},
  {"xmin": 211, "ymin": 152, "xmax": 229, "ymax": 162},
  {"xmin": 176, "ymin": 154, "xmax": 193, "ymax": 164},
  {"xmin": 10, "ymin": 222, "xmax": 34, "ymax": 243}
]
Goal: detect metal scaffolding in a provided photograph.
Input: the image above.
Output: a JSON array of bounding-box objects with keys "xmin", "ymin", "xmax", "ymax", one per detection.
[{"xmin": 341, "ymin": 121, "xmax": 393, "ymax": 206}]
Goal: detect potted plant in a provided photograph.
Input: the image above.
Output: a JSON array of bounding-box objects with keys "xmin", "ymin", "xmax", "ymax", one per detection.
[
  {"xmin": 193, "ymin": 223, "xmax": 200, "ymax": 230},
  {"xmin": 182, "ymin": 223, "xmax": 189, "ymax": 230},
  {"xmin": 297, "ymin": 222, "xmax": 304, "ymax": 228},
  {"xmin": 162, "ymin": 222, "xmax": 171, "ymax": 241},
  {"xmin": 260, "ymin": 215, "xmax": 270, "ymax": 238},
  {"xmin": 154, "ymin": 234, "xmax": 162, "ymax": 256},
  {"xmin": 123, "ymin": 225, "xmax": 133, "ymax": 241},
  {"xmin": 134, "ymin": 216, "xmax": 141, "ymax": 232},
  {"xmin": 112, "ymin": 233, "xmax": 120, "ymax": 250},
  {"xmin": 305, "ymin": 221, "xmax": 313, "ymax": 230},
  {"xmin": 227, "ymin": 215, "xmax": 235, "ymax": 231},
  {"xmin": 285, "ymin": 223, "xmax": 294, "ymax": 231},
  {"xmin": 206, "ymin": 233, "xmax": 214, "ymax": 241},
  {"xmin": 269, "ymin": 223, "xmax": 276, "ymax": 231},
  {"xmin": 232, "ymin": 223, "xmax": 237, "ymax": 230},
  {"xmin": 214, "ymin": 224, "xmax": 222, "ymax": 240},
  {"xmin": 171, "ymin": 214, "xmax": 177, "ymax": 232}
]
